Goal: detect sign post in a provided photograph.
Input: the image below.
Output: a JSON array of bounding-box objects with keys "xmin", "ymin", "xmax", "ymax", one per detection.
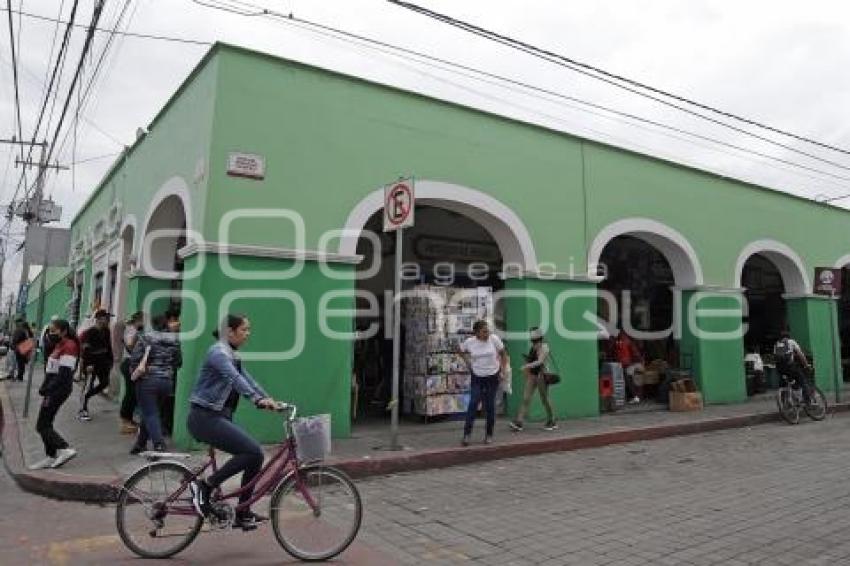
[
  {"xmin": 383, "ymin": 178, "xmax": 414, "ymax": 450},
  {"xmin": 814, "ymin": 267, "xmax": 842, "ymax": 403},
  {"xmin": 22, "ymin": 227, "xmax": 71, "ymax": 418}
]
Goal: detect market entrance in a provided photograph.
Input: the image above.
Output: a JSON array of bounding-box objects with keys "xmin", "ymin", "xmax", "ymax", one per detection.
[
  {"xmin": 838, "ymin": 267, "xmax": 850, "ymax": 383},
  {"xmin": 597, "ymin": 235, "xmax": 680, "ymax": 411},
  {"xmin": 740, "ymin": 253, "xmax": 786, "ymax": 395},
  {"xmin": 352, "ymin": 205, "xmax": 505, "ymax": 424}
]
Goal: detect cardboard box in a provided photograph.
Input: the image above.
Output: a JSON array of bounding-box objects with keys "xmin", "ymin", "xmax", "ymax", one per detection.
[{"xmin": 669, "ymin": 391, "xmax": 703, "ymax": 412}]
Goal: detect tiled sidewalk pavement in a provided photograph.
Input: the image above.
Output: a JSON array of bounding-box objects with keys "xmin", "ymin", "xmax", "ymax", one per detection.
[{"xmin": 354, "ymin": 414, "xmax": 850, "ymax": 565}]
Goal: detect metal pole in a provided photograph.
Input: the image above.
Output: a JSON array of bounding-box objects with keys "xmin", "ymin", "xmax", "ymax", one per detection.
[
  {"xmin": 16, "ymin": 144, "xmax": 47, "ymax": 315},
  {"xmin": 390, "ymin": 227, "xmax": 403, "ymax": 450},
  {"xmin": 23, "ymin": 229, "xmax": 51, "ymax": 418},
  {"xmin": 831, "ymin": 292, "xmax": 841, "ymax": 404}
]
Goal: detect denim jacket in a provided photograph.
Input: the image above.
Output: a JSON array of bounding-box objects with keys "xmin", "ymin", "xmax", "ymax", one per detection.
[{"xmin": 189, "ymin": 341, "xmax": 268, "ymax": 412}]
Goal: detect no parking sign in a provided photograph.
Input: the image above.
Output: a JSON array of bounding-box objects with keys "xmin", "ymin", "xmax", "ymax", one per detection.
[{"xmin": 383, "ymin": 179, "xmax": 415, "ymax": 232}]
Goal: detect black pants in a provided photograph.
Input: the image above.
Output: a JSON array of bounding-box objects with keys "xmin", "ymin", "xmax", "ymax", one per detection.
[
  {"xmin": 784, "ymin": 363, "xmax": 813, "ymax": 402},
  {"xmin": 36, "ymin": 382, "xmax": 72, "ymax": 458},
  {"xmin": 187, "ymin": 405, "xmax": 264, "ymax": 505},
  {"xmin": 15, "ymin": 352, "xmax": 27, "ymax": 381},
  {"xmin": 83, "ymin": 360, "xmax": 112, "ymax": 410},
  {"xmin": 119, "ymin": 359, "xmax": 136, "ymax": 421},
  {"xmin": 464, "ymin": 373, "xmax": 499, "ymax": 437}
]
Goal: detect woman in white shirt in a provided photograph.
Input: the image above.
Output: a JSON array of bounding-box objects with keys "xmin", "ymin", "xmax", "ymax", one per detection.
[{"xmin": 459, "ymin": 320, "xmax": 507, "ymax": 446}]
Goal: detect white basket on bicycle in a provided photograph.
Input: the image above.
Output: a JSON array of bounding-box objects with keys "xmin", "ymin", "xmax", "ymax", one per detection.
[{"xmin": 293, "ymin": 414, "xmax": 331, "ymax": 462}]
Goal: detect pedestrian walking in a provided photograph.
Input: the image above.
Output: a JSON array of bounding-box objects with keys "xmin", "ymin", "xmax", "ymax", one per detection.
[
  {"xmin": 40, "ymin": 315, "xmax": 61, "ymax": 367},
  {"xmin": 118, "ymin": 312, "xmax": 144, "ymax": 434},
  {"xmin": 510, "ymin": 327, "xmax": 557, "ymax": 432},
  {"xmin": 11, "ymin": 318, "xmax": 35, "ymax": 381},
  {"xmin": 30, "ymin": 319, "xmax": 80, "ymax": 470},
  {"xmin": 459, "ymin": 320, "xmax": 507, "ymax": 446},
  {"xmin": 78, "ymin": 309, "xmax": 114, "ymax": 421},
  {"xmin": 129, "ymin": 312, "xmax": 182, "ymax": 454}
]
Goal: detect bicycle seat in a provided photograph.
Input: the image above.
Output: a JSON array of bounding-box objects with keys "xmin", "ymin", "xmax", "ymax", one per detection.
[{"xmin": 140, "ymin": 451, "xmax": 193, "ymax": 461}]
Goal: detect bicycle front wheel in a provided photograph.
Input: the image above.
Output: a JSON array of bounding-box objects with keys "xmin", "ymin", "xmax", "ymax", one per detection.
[
  {"xmin": 116, "ymin": 461, "xmax": 203, "ymax": 559},
  {"xmin": 804, "ymin": 387, "xmax": 828, "ymax": 421},
  {"xmin": 270, "ymin": 464, "xmax": 362, "ymax": 562},
  {"xmin": 776, "ymin": 389, "xmax": 800, "ymax": 425}
]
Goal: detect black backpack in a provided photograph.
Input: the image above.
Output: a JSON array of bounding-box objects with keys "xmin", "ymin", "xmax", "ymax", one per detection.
[{"xmin": 774, "ymin": 339, "xmax": 795, "ymax": 368}]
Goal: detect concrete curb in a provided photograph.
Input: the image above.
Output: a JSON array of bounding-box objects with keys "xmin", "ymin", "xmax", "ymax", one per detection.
[
  {"xmin": 332, "ymin": 403, "xmax": 850, "ymax": 479},
  {"xmin": 0, "ymin": 381, "xmax": 123, "ymax": 503},
  {"xmin": 3, "ymin": 378, "xmax": 849, "ymax": 502}
]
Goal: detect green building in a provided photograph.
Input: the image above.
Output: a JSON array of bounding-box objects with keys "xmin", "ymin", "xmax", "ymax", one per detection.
[{"xmin": 26, "ymin": 43, "xmax": 850, "ymax": 447}]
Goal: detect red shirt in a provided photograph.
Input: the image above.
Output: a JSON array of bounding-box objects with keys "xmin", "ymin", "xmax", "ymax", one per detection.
[{"xmin": 613, "ymin": 335, "xmax": 641, "ymax": 366}]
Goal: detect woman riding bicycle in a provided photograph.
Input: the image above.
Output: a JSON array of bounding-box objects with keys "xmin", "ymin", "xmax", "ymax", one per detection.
[{"xmin": 188, "ymin": 313, "xmax": 279, "ymax": 531}]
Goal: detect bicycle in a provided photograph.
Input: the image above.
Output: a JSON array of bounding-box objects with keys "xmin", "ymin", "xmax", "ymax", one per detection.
[
  {"xmin": 776, "ymin": 370, "xmax": 827, "ymax": 425},
  {"xmin": 115, "ymin": 403, "xmax": 362, "ymax": 561}
]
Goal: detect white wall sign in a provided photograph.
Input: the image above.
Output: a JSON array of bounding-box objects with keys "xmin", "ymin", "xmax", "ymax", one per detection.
[{"xmin": 227, "ymin": 152, "xmax": 265, "ymax": 180}]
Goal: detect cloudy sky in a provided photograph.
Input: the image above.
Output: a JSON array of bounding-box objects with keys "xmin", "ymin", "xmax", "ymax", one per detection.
[{"xmin": 2, "ymin": 0, "xmax": 850, "ymax": 300}]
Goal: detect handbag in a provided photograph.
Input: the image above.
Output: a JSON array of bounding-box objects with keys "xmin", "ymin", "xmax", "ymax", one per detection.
[{"xmin": 542, "ymin": 346, "xmax": 562, "ymax": 386}]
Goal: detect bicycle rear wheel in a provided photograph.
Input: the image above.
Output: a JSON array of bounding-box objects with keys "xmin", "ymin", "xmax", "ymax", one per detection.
[
  {"xmin": 270, "ymin": 464, "xmax": 362, "ymax": 562},
  {"xmin": 776, "ymin": 388, "xmax": 800, "ymax": 425},
  {"xmin": 804, "ymin": 387, "xmax": 828, "ymax": 421},
  {"xmin": 116, "ymin": 461, "xmax": 203, "ymax": 559}
]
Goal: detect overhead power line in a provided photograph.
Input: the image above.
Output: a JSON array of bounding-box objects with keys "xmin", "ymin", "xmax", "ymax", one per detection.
[
  {"xmin": 387, "ymin": 0, "xmax": 850, "ymax": 162},
  {"xmin": 5, "ymin": 0, "xmax": 27, "ymax": 195},
  {"xmin": 183, "ymin": 0, "xmax": 850, "ymax": 188},
  {"xmin": 0, "ymin": 6, "xmax": 212, "ymax": 45}
]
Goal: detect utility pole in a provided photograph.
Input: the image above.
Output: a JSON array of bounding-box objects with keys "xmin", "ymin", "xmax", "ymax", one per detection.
[{"xmin": 1, "ymin": 139, "xmax": 65, "ymax": 316}]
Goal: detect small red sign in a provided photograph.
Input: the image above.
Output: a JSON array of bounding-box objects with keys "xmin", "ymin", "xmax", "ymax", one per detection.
[{"xmin": 384, "ymin": 180, "xmax": 415, "ymax": 232}]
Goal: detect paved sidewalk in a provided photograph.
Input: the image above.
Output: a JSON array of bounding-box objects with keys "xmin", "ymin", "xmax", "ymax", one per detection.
[{"xmin": 2, "ymin": 366, "xmax": 849, "ymax": 502}]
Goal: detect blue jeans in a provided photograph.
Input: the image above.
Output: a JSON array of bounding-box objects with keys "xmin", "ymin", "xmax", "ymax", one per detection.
[
  {"xmin": 464, "ymin": 372, "xmax": 499, "ymax": 437},
  {"xmin": 187, "ymin": 405, "xmax": 264, "ymax": 505},
  {"xmin": 135, "ymin": 377, "xmax": 173, "ymax": 448}
]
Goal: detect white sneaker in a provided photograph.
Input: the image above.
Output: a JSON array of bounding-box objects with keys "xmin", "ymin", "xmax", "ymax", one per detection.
[
  {"xmin": 29, "ymin": 456, "xmax": 55, "ymax": 470},
  {"xmin": 52, "ymin": 448, "xmax": 78, "ymax": 468},
  {"xmin": 629, "ymin": 396, "xmax": 641, "ymax": 404}
]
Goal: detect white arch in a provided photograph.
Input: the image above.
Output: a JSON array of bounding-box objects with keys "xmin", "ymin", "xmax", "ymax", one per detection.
[
  {"xmin": 834, "ymin": 254, "xmax": 850, "ymax": 269},
  {"xmin": 733, "ymin": 239, "xmax": 810, "ymax": 295},
  {"xmin": 587, "ymin": 218, "xmax": 704, "ymax": 287},
  {"xmin": 120, "ymin": 214, "xmax": 138, "ymax": 248},
  {"xmin": 339, "ymin": 180, "xmax": 539, "ymax": 270},
  {"xmin": 139, "ymin": 176, "xmax": 192, "ymax": 274}
]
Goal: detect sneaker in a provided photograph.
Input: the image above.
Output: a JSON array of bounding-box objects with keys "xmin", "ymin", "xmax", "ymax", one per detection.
[
  {"xmin": 78, "ymin": 409, "xmax": 91, "ymax": 422},
  {"xmin": 461, "ymin": 435, "xmax": 470, "ymax": 447},
  {"xmin": 543, "ymin": 421, "xmax": 559, "ymax": 431},
  {"xmin": 189, "ymin": 480, "xmax": 212, "ymax": 517},
  {"xmin": 29, "ymin": 456, "xmax": 55, "ymax": 470},
  {"xmin": 629, "ymin": 397, "xmax": 641, "ymax": 405},
  {"xmin": 483, "ymin": 435, "xmax": 493, "ymax": 445},
  {"xmin": 508, "ymin": 421, "xmax": 524, "ymax": 432},
  {"xmin": 129, "ymin": 444, "xmax": 145, "ymax": 456},
  {"xmin": 153, "ymin": 443, "xmax": 167, "ymax": 452},
  {"xmin": 234, "ymin": 510, "xmax": 268, "ymax": 531},
  {"xmin": 52, "ymin": 448, "xmax": 77, "ymax": 468}
]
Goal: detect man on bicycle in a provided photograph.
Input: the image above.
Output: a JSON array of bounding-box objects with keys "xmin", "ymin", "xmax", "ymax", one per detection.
[{"xmin": 774, "ymin": 330, "xmax": 814, "ymax": 405}]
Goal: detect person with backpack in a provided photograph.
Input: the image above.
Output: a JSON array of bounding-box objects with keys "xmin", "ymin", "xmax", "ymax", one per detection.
[{"xmin": 773, "ymin": 329, "xmax": 814, "ymax": 404}]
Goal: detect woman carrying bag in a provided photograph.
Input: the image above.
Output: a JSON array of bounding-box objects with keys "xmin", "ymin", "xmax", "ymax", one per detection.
[{"xmin": 510, "ymin": 327, "xmax": 558, "ymax": 432}]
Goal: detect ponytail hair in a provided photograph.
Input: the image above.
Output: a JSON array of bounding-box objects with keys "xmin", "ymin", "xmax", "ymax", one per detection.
[{"xmin": 213, "ymin": 313, "xmax": 249, "ymax": 340}]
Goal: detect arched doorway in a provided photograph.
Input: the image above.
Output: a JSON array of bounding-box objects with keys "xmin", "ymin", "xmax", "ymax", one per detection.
[
  {"xmin": 342, "ymin": 181, "xmax": 536, "ymax": 425},
  {"xmin": 115, "ymin": 221, "xmax": 136, "ymax": 324},
  {"xmin": 834, "ymin": 258, "xmax": 850, "ymax": 383},
  {"xmin": 141, "ymin": 194, "xmax": 188, "ymax": 315},
  {"xmin": 735, "ymin": 241, "xmax": 809, "ymax": 395},
  {"xmin": 589, "ymin": 219, "xmax": 702, "ymax": 410}
]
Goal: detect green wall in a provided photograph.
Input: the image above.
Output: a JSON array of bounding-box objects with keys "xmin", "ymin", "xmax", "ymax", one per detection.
[
  {"xmin": 787, "ymin": 297, "xmax": 841, "ymax": 393},
  {"xmin": 171, "ymin": 254, "xmax": 355, "ymax": 448}
]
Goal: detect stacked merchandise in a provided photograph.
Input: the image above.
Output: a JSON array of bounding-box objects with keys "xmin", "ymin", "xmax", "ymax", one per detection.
[{"xmin": 403, "ymin": 284, "xmax": 494, "ymax": 417}]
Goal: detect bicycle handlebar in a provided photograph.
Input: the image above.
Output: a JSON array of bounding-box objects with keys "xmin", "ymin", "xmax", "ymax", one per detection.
[{"xmin": 269, "ymin": 401, "xmax": 297, "ymax": 421}]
